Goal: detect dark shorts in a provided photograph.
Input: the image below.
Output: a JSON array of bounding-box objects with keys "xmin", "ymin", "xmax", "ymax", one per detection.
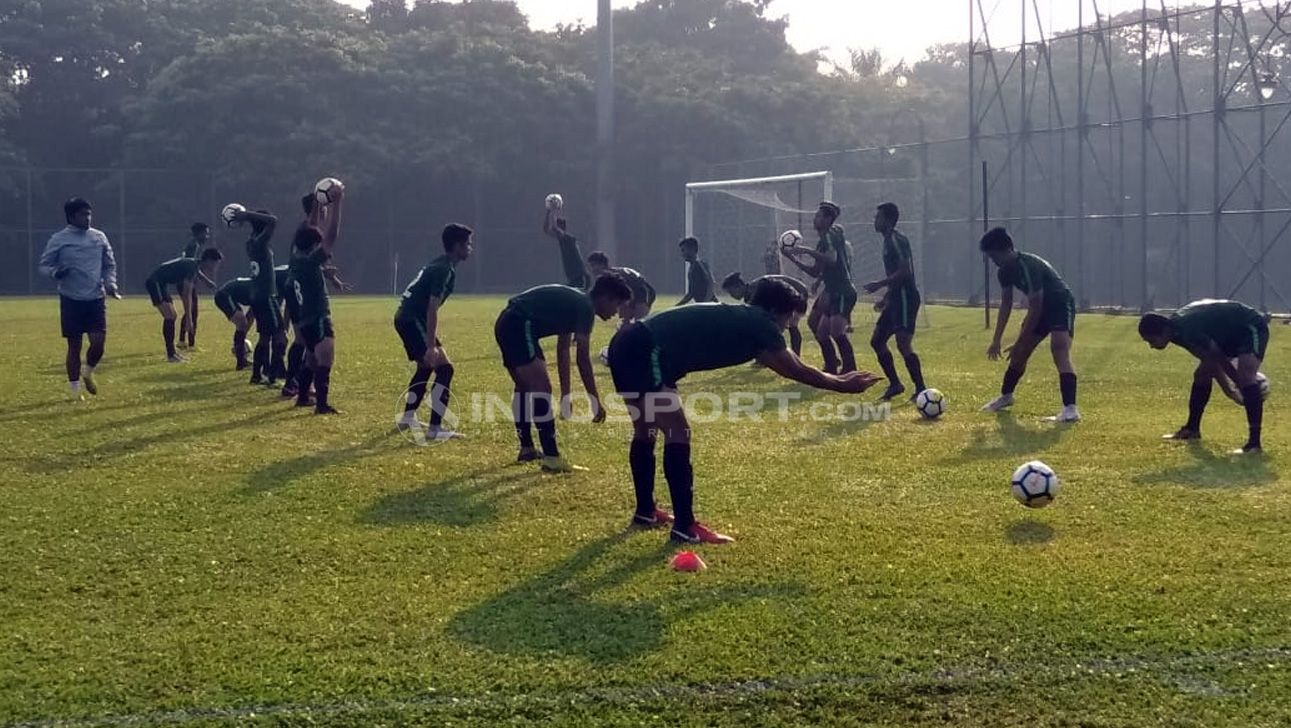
[
  {"xmin": 60, "ymin": 296, "xmax": 106, "ymax": 338},
  {"xmin": 1224, "ymin": 319, "xmax": 1269, "ymax": 360},
  {"xmin": 608, "ymin": 322, "xmax": 675, "ymax": 397},
  {"xmin": 875, "ymin": 288, "xmax": 921, "ymax": 336},
  {"xmin": 145, "ymin": 278, "xmax": 172, "ymax": 307},
  {"xmin": 1030, "ymin": 291, "xmax": 1076, "ymax": 338},
  {"xmin": 250, "ymin": 297, "xmax": 281, "ymax": 336},
  {"xmin": 817, "ymin": 288, "xmax": 857, "ymax": 320},
  {"xmin": 299, "ymin": 316, "xmax": 334, "ymax": 350},
  {"xmin": 283, "ymin": 291, "xmax": 301, "ymax": 326},
  {"xmin": 494, "ymin": 307, "xmax": 543, "ymax": 369},
  {"xmin": 394, "ymin": 314, "xmax": 442, "ymax": 362},
  {"xmin": 214, "ymin": 291, "xmax": 239, "ymax": 320}
]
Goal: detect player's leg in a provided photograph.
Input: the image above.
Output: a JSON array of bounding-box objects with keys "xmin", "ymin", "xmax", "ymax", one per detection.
[
  {"xmin": 427, "ymin": 346, "xmax": 458, "ymax": 438},
  {"xmin": 250, "ymin": 301, "xmax": 271, "ymax": 384},
  {"xmin": 65, "ymin": 332, "xmax": 84, "ymax": 399},
  {"xmin": 895, "ymin": 292, "xmax": 926, "ymax": 396},
  {"xmin": 1167, "ymin": 363, "xmax": 1213, "ymax": 440},
  {"xmin": 982, "ymin": 329, "xmax": 1042, "ymax": 412},
  {"xmin": 513, "ymin": 358, "xmax": 568, "ymax": 470},
  {"xmin": 311, "ymin": 320, "xmax": 338, "ymax": 415},
  {"xmin": 188, "ymin": 286, "xmax": 200, "ymax": 347},
  {"xmin": 625, "ymin": 397, "xmax": 667, "ymax": 525},
  {"xmin": 654, "ymin": 395, "xmax": 732, "ymax": 545},
  {"xmin": 396, "ymin": 316, "xmax": 432, "ymax": 431},
  {"xmin": 1234, "ymin": 321, "xmax": 1268, "ymax": 452},
  {"xmin": 870, "ymin": 311, "xmax": 903, "ymax": 400},
  {"xmin": 81, "ymin": 298, "xmax": 107, "ymax": 396},
  {"xmin": 157, "ymin": 301, "xmax": 181, "ymax": 361},
  {"xmin": 1049, "ymin": 330, "xmax": 1079, "ymax": 421},
  {"xmin": 830, "ymin": 293, "xmax": 858, "ymax": 373},
  {"xmin": 810, "ymin": 298, "xmax": 839, "ymax": 374},
  {"xmin": 283, "ymin": 323, "xmax": 305, "ymax": 398},
  {"xmin": 508, "ymin": 368, "xmax": 539, "ymax": 461}
]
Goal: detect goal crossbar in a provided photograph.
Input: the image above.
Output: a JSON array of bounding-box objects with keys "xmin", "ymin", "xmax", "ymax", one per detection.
[{"xmin": 684, "ymin": 171, "xmax": 833, "ymax": 237}]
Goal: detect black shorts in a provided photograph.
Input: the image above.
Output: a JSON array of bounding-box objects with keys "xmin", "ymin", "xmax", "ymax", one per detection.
[
  {"xmin": 875, "ymin": 288, "xmax": 921, "ymax": 336},
  {"xmin": 214, "ymin": 291, "xmax": 239, "ymax": 320},
  {"xmin": 394, "ymin": 314, "xmax": 442, "ymax": 362},
  {"xmin": 494, "ymin": 307, "xmax": 543, "ymax": 369},
  {"xmin": 250, "ymin": 297, "xmax": 281, "ymax": 336},
  {"xmin": 608, "ymin": 322, "xmax": 675, "ymax": 397},
  {"xmin": 816, "ymin": 288, "xmax": 857, "ymax": 320},
  {"xmin": 145, "ymin": 278, "xmax": 172, "ymax": 307},
  {"xmin": 1030, "ymin": 291, "xmax": 1076, "ymax": 338},
  {"xmin": 299, "ymin": 316, "xmax": 334, "ymax": 350},
  {"xmin": 1224, "ymin": 319, "xmax": 1269, "ymax": 360},
  {"xmin": 60, "ymin": 296, "xmax": 106, "ymax": 338}
]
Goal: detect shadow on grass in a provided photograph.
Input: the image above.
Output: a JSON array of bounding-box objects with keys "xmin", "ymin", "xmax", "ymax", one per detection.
[
  {"xmin": 449, "ymin": 532, "xmax": 807, "ymax": 664},
  {"xmin": 943, "ymin": 412, "xmax": 1071, "ymax": 465},
  {"xmin": 1007, "ymin": 519, "xmax": 1054, "ymax": 545},
  {"xmin": 359, "ymin": 465, "xmax": 543, "ymax": 527},
  {"xmin": 241, "ymin": 432, "xmax": 404, "ymax": 495},
  {"xmin": 132, "ymin": 366, "xmax": 236, "ymax": 384},
  {"xmin": 1131, "ymin": 441, "xmax": 1276, "ymax": 489}
]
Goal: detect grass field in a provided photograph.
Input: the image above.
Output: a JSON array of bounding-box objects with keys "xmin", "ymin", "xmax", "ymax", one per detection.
[{"xmin": 2, "ymin": 296, "xmax": 1290, "ymax": 727}]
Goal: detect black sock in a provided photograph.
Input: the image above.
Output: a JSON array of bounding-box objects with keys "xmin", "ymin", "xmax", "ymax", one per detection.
[
  {"xmin": 296, "ymin": 364, "xmax": 314, "ymax": 403},
  {"xmin": 789, "ymin": 327, "xmax": 803, "ymax": 356},
  {"xmin": 313, "ymin": 366, "xmax": 331, "ymax": 410},
  {"xmin": 873, "ymin": 346, "xmax": 900, "ymax": 388},
  {"xmin": 233, "ymin": 331, "xmax": 247, "ymax": 366},
  {"xmin": 163, "ymin": 319, "xmax": 176, "ymax": 358},
  {"xmin": 662, "ymin": 443, "xmax": 695, "ymax": 532},
  {"xmin": 835, "ymin": 336, "xmax": 857, "ymax": 373},
  {"xmin": 903, "ymin": 353, "xmax": 926, "ymax": 393},
  {"xmin": 1240, "ymin": 382, "xmax": 1263, "ymax": 448},
  {"xmin": 270, "ymin": 337, "xmax": 287, "ymax": 380},
  {"xmin": 1059, "ymin": 372, "xmax": 1077, "ymax": 407},
  {"xmin": 1002, "ymin": 366, "xmax": 1024, "ymax": 396},
  {"xmin": 178, "ymin": 317, "xmax": 189, "ymax": 344},
  {"xmin": 405, "ymin": 366, "xmax": 432, "ymax": 414},
  {"xmin": 532, "ymin": 394, "xmax": 559, "ymax": 457},
  {"xmin": 429, "ymin": 363, "xmax": 454, "ymax": 428},
  {"xmin": 1185, "ymin": 381, "xmax": 1212, "ymax": 431},
  {"xmin": 630, "ymin": 438, "xmax": 657, "ymax": 516},
  {"xmin": 286, "ymin": 341, "xmax": 305, "ymax": 382},
  {"xmin": 189, "ymin": 303, "xmax": 198, "ymax": 346},
  {"xmin": 513, "ymin": 392, "xmax": 534, "ymax": 449},
  {"xmin": 253, "ymin": 339, "xmax": 269, "ymax": 378},
  {"xmin": 818, "ymin": 336, "xmax": 839, "ymax": 373}
]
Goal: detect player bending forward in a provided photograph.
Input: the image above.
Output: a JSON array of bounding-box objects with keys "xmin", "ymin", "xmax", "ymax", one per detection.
[
  {"xmin": 1138, "ymin": 299, "xmax": 1270, "ymax": 454},
  {"xmin": 143, "ymin": 249, "xmax": 222, "ymax": 362},
  {"xmin": 721, "ymin": 271, "xmax": 807, "ymax": 356},
  {"xmin": 213, "ymin": 277, "xmax": 256, "ymax": 369},
  {"xmin": 608, "ymin": 279, "xmax": 882, "ymax": 545},
  {"xmin": 587, "ymin": 250, "xmax": 655, "ymax": 363},
  {"xmin": 495, "ymin": 277, "xmax": 632, "ymax": 472},
  {"xmin": 979, "ymin": 227, "xmax": 1080, "ymax": 422}
]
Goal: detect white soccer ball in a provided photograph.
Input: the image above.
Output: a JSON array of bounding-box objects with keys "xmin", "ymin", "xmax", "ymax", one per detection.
[
  {"xmin": 545, "ymin": 193, "xmax": 564, "ymax": 211},
  {"xmin": 314, "ymin": 177, "xmax": 344, "ymax": 206},
  {"xmin": 778, "ymin": 229, "xmax": 803, "ymax": 249},
  {"xmin": 1256, "ymin": 372, "xmax": 1270, "ymax": 400},
  {"xmin": 914, "ymin": 388, "xmax": 946, "ymax": 419},
  {"xmin": 220, "ymin": 203, "xmax": 246, "ymax": 227},
  {"xmin": 1011, "ymin": 460, "xmax": 1060, "ymax": 509}
]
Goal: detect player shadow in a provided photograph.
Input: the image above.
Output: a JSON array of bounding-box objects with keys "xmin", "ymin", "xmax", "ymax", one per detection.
[
  {"xmin": 132, "ymin": 367, "xmax": 235, "ymax": 384},
  {"xmin": 1130, "ymin": 441, "xmax": 1276, "ymax": 489},
  {"xmin": 942, "ymin": 412, "xmax": 1070, "ymax": 465},
  {"xmin": 793, "ymin": 413, "xmax": 881, "ymax": 445},
  {"xmin": 241, "ymin": 433, "xmax": 403, "ymax": 496},
  {"xmin": 449, "ymin": 532, "xmax": 807, "ymax": 664},
  {"xmin": 1006, "ymin": 519, "xmax": 1055, "ymax": 545},
  {"xmin": 359, "ymin": 466, "xmax": 543, "ymax": 527}
]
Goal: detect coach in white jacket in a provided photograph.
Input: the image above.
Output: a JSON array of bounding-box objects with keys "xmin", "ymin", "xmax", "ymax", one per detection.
[{"xmin": 37, "ymin": 198, "xmax": 119, "ymax": 399}]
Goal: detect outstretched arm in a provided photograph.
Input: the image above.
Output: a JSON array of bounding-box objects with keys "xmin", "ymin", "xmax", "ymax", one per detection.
[
  {"xmin": 321, "ymin": 184, "xmax": 345, "ymax": 254},
  {"xmin": 556, "ymin": 332, "xmax": 573, "ymax": 403},
  {"xmin": 574, "ymin": 333, "xmax": 605, "ymax": 422},
  {"xmin": 758, "ymin": 348, "xmax": 882, "ymax": 392},
  {"xmin": 988, "ymin": 287, "xmax": 1014, "ymax": 359},
  {"xmin": 323, "ymin": 266, "xmax": 351, "ymax": 292},
  {"xmin": 542, "ymin": 209, "xmax": 561, "ymax": 239}
]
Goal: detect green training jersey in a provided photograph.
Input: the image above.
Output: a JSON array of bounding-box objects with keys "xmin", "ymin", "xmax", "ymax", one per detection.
[
  {"xmin": 612, "ymin": 266, "xmax": 653, "ymax": 304},
  {"xmin": 507, "ymin": 284, "xmax": 595, "ymax": 338},
  {"xmin": 997, "ymin": 251, "xmax": 1070, "ymax": 299},
  {"xmin": 274, "ymin": 265, "xmax": 292, "ymax": 297},
  {"xmin": 882, "ymin": 230, "xmax": 918, "ymax": 297},
  {"xmin": 744, "ymin": 274, "xmax": 810, "ymax": 302},
  {"xmin": 217, "ymin": 277, "xmax": 254, "ymax": 306},
  {"xmin": 1170, "ymin": 299, "xmax": 1264, "ymax": 357},
  {"xmin": 644, "ymin": 303, "xmax": 786, "ymax": 378},
  {"xmin": 816, "ymin": 225, "xmax": 855, "ymax": 296},
  {"xmin": 182, "ymin": 240, "xmax": 201, "ymax": 259},
  {"xmin": 685, "ymin": 259, "xmax": 716, "ymax": 303},
  {"xmin": 398, "ymin": 255, "xmax": 457, "ymax": 320},
  {"xmin": 245, "ymin": 226, "xmax": 276, "ymax": 300},
  {"xmin": 288, "ymin": 247, "xmax": 331, "ymax": 323},
  {"xmin": 148, "ymin": 257, "xmax": 199, "ymax": 288},
  {"xmin": 556, "ymin": 231, "xmax": 588, "ymax": 288}
]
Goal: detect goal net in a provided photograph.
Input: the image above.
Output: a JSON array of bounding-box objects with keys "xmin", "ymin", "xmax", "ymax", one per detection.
[{"xmin": 685, "ymin": 171, "xmax": 924, "ymax": 325}]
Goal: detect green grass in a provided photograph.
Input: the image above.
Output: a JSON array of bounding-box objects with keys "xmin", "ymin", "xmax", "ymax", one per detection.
[{"xmin": 1, "ymin": 296, "xmax": 1289, "ymax": 727}]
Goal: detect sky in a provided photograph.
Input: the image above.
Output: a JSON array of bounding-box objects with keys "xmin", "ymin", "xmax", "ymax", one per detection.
[{"xmin": 339, "ymin": 1, "xmax": 1154, "ymax": 67}]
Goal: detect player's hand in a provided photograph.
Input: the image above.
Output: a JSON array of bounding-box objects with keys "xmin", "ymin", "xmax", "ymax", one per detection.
[
  {"xmin": 329, "ymin": 182, "xmax": 346, "ymax": 202},
  {"xmin": 834, "ymin": 371, "xmax": 884, "ymax": 393},
  {"xmin": 1225, "ymin": 388, "xmax": 1244, "ymax": 405},
  {"xmin": 987, "ymin": 341, "xmax": 1002, "ymax": 360},
  {"xmin": 105, "ymin": 284, "xmax": 122, "ymax": 300},
  {"xmin": 559, "ymin": 394, "xmax": 573, "ymax": 420},
  {"xmin": 862, "ymin": 281, "xmax": 883, "ymax": 294},
  {"xmin": 590, "ymin": 396, "xmax": 606, "ymax": 424}
]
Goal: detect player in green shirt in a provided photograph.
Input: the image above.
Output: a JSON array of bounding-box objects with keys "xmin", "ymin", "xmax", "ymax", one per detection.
[
  {"xmin": 1138, "ymin": 299, "xmax": 1270, "ymax": 453},
  {"xmin": 608, "ymin": 280, "xmax": 882, "ymax": 544},
  {"xmin": 676, "ymin": 237, "xmax": 717, "ymax": 305},
  {"xmin": 496, "ymin": 277, "xmax": 633, "ymax": 472},
  {"xmin": 144, "ymin": 249, "xmax": 222, "ymax": 362},
  {"xmin": 542, "ymin": 205, "xmax": 590, "ymax": 289},
  {"xmin": 394, "ymin": 223, "xmax": 474, "ymax": 442},
  {"xmin": 863, "ymin": 203, "xmax": 929, "ymax": 401},
  {"xmin": 213, "ymin": 276, "xmax": 255, "ymax": 370},
  {"xmin": 586, "ymin": 250, "xmax": 656, "ymax": 364},
  {"xmin": 721, "ymin": 271, "xmax": 807, "ymax": 356},
  {"xmin": 979, "ymin": 227, "xmax": 1080, "ymax": 422},
  {"xmin": 783, "ymin": 201, "xmax": 858, "ymax": 374},
  {"xmin": 286, "ymin": 183, "xmax": 345, "ymax": 414},
  {"xmin": 226, "ymin": 207, "xmax": 279, "ymax": 385},
  {"xmin": 178, "ymin": 222, "xmax": 211, "ymax": 349}
]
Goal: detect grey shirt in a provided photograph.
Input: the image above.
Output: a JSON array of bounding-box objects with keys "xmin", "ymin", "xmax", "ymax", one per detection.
[{"xmin": 38, "ymin": 226, "xmax": 118, "ymax": 301}]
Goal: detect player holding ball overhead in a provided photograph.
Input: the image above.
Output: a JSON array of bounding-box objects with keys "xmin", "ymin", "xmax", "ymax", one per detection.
[{"xmin": 541, "ymin": 194, "xmax": 590, "ymax": 290}]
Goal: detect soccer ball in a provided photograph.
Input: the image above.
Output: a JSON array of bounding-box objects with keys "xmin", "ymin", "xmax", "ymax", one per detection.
[
  {"xmin": 1011, "ymin": 460, "xmax": 1060, "ymax": 509},
  {"xmin": 914, "ymin": 388, "xmax": 946, "ymax": 419},
  {"xmin": 314, "ymin": 177, "xmax": 344, "ymax": 206},
  {"xmin": 545, "ymin": 193, "xmax": 564, "ymax": 211},
  {"xmin": 220, "ymin": 203, "xmax": 245, "ymax": 227},
  {"xmin": 1256, "ymin": 372, "xmax": 1270, "ymax": 400},
  {"xmin": 778, "ymin": 229, "xmax": 803, "ymax": 249}
]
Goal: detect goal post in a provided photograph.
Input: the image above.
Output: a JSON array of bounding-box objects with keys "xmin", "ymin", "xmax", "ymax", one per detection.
[{"xmin": 684, "ymin": 171, "xmax": 833, "ymax": 238}]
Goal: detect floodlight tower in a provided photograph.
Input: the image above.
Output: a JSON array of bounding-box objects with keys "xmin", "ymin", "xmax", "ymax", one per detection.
[{"xmin": 596, "ymin": 0, "xmax": 617, "ymax": 260}]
